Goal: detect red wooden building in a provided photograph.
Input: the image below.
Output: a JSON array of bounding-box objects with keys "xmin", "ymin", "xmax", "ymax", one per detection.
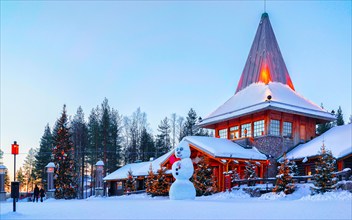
[{"xmin": 104, "ymin": 13, "xmax": 341, "ymax": 194}]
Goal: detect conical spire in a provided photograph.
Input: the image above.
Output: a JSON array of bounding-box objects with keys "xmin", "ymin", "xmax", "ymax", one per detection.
[{"xmin": 236, "ymin": 13, "xmax": 295, "ymax": 93}]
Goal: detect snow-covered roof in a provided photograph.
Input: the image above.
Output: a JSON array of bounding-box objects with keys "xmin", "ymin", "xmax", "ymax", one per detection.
[
  {"xmin": 285, "ymin": 124, "xmax": 352, "ymax": 160},
  {"xmin": 183, "ymin": 136, "xmax": 267, "ymax": 160},
  {"xmin": 95, "ymin": 160, "xmax": 104, "ymax": 166},
  {"xmin": 45, "ymin": 162, "xmax": 55, "ymax": 168},
  {"xmin": 103, "ymin": 151, "xmax": 173, "ymax": 181},
  {"xmin": 199, "ymin": 82, "xmax": 335, "ymax": 127},
  {"xmin": 236, "ymin": 13, "xmax": 295, "ymax": 93}
]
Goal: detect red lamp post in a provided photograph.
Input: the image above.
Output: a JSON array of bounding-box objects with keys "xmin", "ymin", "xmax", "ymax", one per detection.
[{"xmin": 11, "ymin": 141, "xmax": 19, "ymax": 212}]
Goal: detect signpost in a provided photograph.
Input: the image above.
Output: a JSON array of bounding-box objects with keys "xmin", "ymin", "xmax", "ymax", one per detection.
[{"xmin": 11, "ymin": 141, "xmax": 19, "ymax": 212}]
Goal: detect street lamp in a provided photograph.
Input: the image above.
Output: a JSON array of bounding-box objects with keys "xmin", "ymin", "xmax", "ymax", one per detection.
[
  {"xmin": 0, "ymin": 164, "xmax": 7, "ymax": 201},
  {"xmin": 45, "ymin": 162, "xmax": 55, "ymax": 199},
  {"xmin": 11, "ymin": 141, "xmax": 19, "ymax": 212},
  {"xmin": 95, "ymin": 161, "xmax": 104, "ymax": 197}
]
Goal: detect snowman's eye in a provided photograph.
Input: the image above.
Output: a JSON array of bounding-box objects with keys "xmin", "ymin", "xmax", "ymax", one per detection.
[{"xmin": 180, "ymin": 147, "xmax": 183, "ymax": 151}]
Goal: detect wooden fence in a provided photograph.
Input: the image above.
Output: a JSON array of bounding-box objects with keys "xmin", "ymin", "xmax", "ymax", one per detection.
[{"xmin": 232, "ymin": 169, "xmax": 351, "ymax": 188}]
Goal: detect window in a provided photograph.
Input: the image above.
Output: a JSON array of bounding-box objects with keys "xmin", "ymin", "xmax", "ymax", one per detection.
[
  {"xmin": 269, "ymin": 120, "xmax": 280, "ymax": 136},
  {"xmin": 219, "ymin": 129, "xmax": 228, "ymax": 139},
  {"xmin": 230, "ymin": 126, "xmax": 239, "ymax": 139},
  {"xmin": 241, "ymin": 123, "xmax": 251, "ymax": 137},
  {"xmin": 254, "ymin": 120, "xmax": 265, "ymax": 137},
  {"xmin": 283, "ymin": 122, "xmax": 292, "ymax": 138}
]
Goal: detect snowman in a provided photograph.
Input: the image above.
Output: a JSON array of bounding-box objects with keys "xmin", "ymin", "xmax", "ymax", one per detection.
[{"xmin": 169, "ymin": 140, "xmax": 196, "ymax": 200}]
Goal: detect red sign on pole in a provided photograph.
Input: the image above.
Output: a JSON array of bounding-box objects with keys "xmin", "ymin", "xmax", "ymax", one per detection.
[{"xmin": 11, "ymin": 142, "xmax": 19, "ymax": 155}]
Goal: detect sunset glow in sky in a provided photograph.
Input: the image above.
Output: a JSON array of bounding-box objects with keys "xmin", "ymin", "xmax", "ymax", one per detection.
[{"xmin": 1, "ymin": 1, "xmax": 351, "ymax": 178}]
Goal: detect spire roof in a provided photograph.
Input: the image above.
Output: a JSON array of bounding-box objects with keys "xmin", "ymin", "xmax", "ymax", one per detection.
[{"xmin": 236, "ymin": 13, "xmax": 295, "ymax": 93}]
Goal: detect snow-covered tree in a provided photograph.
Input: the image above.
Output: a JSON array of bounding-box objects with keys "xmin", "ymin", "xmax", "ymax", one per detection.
[
  {"xmin": 150, "ymin": 167, "xmax": 170, "ymax": 197},
  {"xmin": 244, "ymin": 161, "xmax": 258, "ymax": 186},
  {"xmin": 229, "ymin": 168, "xmax": 240, "ymax": 183},
  {"xmin": 312, "ymin": 144, "xmax": 337, "ymax": 194},
  {"xmin": 273, "ymin": 153, "xmax": 295, "ymax": 194},
  {"xmin": 124, "ymin": 169, "xmax": 136, "ymax": 193},
  {"xmin": 192, "ymin": 156, "xmax": 217, "ymax": 196},
  {"xmin": 336, "ymin": 106, "xmax": 344, "ymax": 126}
]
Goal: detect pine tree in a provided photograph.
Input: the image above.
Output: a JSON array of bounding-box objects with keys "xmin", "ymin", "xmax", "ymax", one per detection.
[
  {"xmin": 124, "ymin": 169, "xmax": 136, "ymax": 193},
  {"xmin": 23, "ymin": 148, "xmax": 36, "ymax": 193},
  {"xmin": 52, "ymin": 105, "xmax": 77, "ymax": 199},
  {"xmin": 177, "ymin": 116, "xmax": 185, "ymax": 142},
  {"xmin": 150, "ymin": 167, "xmax": 170, "ymax": 197},
  {"xmin": 108, "ymin": 109, "xmax": 123, "ymax": 172},
  {"xmin": 145, "ymin": 164, "xmax": 155, "ymax": 195},
  {"xmin": 273, "ymin": 153, "xmax": 295, "ymax": 194},
  {"xmin": 244, "ymin": 161, "xmax": 258, "ymax": 186},
  {"xmin": 180, "ymin": 108, "xmax": 209, "ymax": 140},
  {"xmin": 140, "ymin": 128, "xmax": 155, "ymax": 161},
  {"xmin": 123, "ymin": 108, "xmax": 149, "ymax": 164},
  {"xmin": 336, "ymin": 106, "xmax": 344, "ymax": 126},
  {"xmin": 87, "ymin": 106, "xmax": 101, "ymax": 191},
  {"xmin": 71, "ymin": 106, "xmax": 88, "ymax": 199},
  {"xmin": 155, "ymin": 117, "xmax": 171, "ymax": 157},
  {"xmin": 170, "ymin": 113, "xmax": 177, "ymax": 148},
  {"xmin": 192, "ymin": 156, "xmax": 217, "ymax": 196},
  {"xmin": 312, "ymin": 144, "xmax": 337, "ymax": 194},
  {"xmin": 34, "ymin": 124, "xmax": 53, "ymax": 184},
  {"xmin": 100, "ymin": 98, "xmax": 111, "ymax": 176},
  {"xmin": 5, "ymin": 171, "xmax": 10, "ymax": 192},
  {"xmin": 317, "ymin": 104, "xmax": 332, "ymax": 135},
  {"xmin": 16, "ymin": 167, "xmax": 25, "ymax": 191}
]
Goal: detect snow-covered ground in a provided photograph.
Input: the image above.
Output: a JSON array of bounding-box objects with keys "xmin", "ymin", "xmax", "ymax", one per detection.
[{"xmin": 1, "ymin": 184, "xmax": 351, "ymax": 220}]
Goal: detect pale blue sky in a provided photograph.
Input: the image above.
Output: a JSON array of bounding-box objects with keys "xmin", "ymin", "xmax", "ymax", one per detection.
[{"xmin": 1, "ymin": 1, "xmax": 351, "ymax": 175}]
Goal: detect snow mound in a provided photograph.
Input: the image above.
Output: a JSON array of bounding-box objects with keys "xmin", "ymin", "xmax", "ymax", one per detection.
[
  {"xmin": 300, "ymin": 190, "xmax": 352, "ymax": 201},
  {"xmin": 259, "ymin": 192, "xmax": 287, "ymax": 200},
  {"xmin": 198, "ymin": 189, "xmax": 250, "ymax": 200}
]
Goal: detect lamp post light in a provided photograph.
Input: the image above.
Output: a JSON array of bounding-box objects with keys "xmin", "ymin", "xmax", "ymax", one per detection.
[
  {"xmin": 0, "ymin": 164, "xmax": 7, "ymax": 201},
  {"xmin": 95, "ymin": 161, "xmax": 104, "ymax": 197},
  {"xmin": 45, "ymin": 162, "xmax": 55, "ymax": 198}
]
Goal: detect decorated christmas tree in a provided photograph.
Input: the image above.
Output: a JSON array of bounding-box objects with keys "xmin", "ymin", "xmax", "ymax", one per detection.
[
  {"xmin": 312, "ymin": 143, "xmax": 337, "ymax": 194},
  {"xmin": 192, "ymin": 156, "xmax": 217, "ymax": 196},
  {"xmin": 124, "ymin": 169, "xmax": 136, "ymax": 193},
  {"xmin": 150, "ymin": 167, "xmax": 169, "ymax": 196},
  {"xmin": 244, "ymin": 161, "xmax": 257, "ymax": 186},
  {"xmin": 145, "ymin": 164, "xmax": 155, "ymax": 195},
  {"xmin": 52, "ymin": 105, "xmax": 77, "ymax": 199},
  {"xmin": 273, "ymin": 153, "xmax": 295, "ymax": 194}
]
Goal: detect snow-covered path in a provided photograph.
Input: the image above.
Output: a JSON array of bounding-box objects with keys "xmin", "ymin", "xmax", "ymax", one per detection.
[{"xmin": 1, "ymin": 185, "xmax": 351, "ymax": 220}]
